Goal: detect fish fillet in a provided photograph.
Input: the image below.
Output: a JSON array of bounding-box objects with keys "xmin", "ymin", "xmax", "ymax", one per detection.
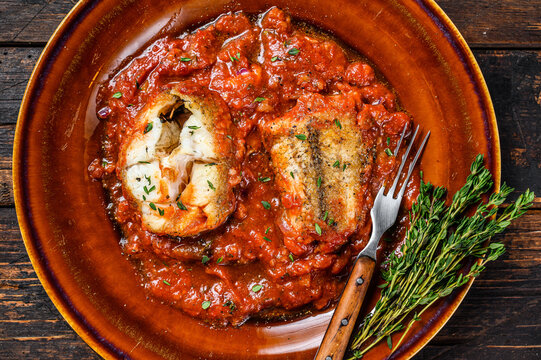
[
  {"xmin": 262, "ymin": 93, "xmax": 372, "ymax": 255},
  {"xmin": 119, "ymin": 83, "xmax": 239, "ymax": 237}
]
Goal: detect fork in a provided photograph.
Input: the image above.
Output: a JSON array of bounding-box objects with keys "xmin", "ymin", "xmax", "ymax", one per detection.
[{"xmin": 314, "ymin": 125, "xmax": 430, "ymax": 360}]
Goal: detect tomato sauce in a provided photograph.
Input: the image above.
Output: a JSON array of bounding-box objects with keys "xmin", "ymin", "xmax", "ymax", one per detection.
[{"xmin": 88, "ymin": 7, "xmax": 418, "ymax": 326}]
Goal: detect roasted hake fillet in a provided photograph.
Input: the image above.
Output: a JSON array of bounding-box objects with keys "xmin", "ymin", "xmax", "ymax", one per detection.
[
  {"xmin": 119, "ymin": 83, "xmax": 239, "ymax": 237},
  {"xmin": 262, "ymin": 93, "xmax": 372, "ymax": 255}
]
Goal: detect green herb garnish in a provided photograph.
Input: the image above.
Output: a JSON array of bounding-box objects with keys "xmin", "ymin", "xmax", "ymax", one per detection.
[
  {"xmin": 180, "ymin": 57, "xmax": 191, "ymax": 62},
  {"xmin": 254, "ymin": 97, "xmax": 266, "ymax": 102},
  {"xmin": 288, "ymin": 253, "xmax": 294, "ymax": 262},
  {"xmin": 144, "ymin": 185, "xmax": 155, "ymax": 195},
  {"xmin": 201, "ymin": 301, "xmax": 211, "ymax": 309},
  {"xmin": 224, "ymin": 300, "xmax": 236, "ymax": 311},
  {"xmin": 263, "ymin": 236, "xmax": 271, "ymax": 242},
  {"xmin": 163, "ymin": 280, "xmax": 171, "ymax": 286},
  {"xmin": 201, "ymin": 255, "xmax": 209, "ymax": 264},
  {"xmin": 259, "ymin": 177, "xmax": 271, "ymax": 182},
  {"xmin": 384, "ymin": 148, "xmax": 393, "ymax": 156},
  {"xmin": 261, "ymin": 201, "xmax": 271, "ymax": 210},
  {"xmin": 288, "ymin": 47, "xmax": 300, "ymax": 55},
  {"xmin": 271, "ymin": 56, "xmax": 279, "ymax": 62},
  {"xmin": 216, "ymin": 257, "xmax": 223, "ymax": 264},
  {"xmin": 347, "ymin": 155, "xmax": 534, "ymax": 358},
  {"xmin": 144, "ymin": 122, "xmax": 153, "ymax": 133},
  {"xmin": 317, "ymin": 176, "xmax": 322, "ymax": 188},
  {"xmin": 149, "ymin": 202, "xmax": 157, "ymax": 211},
  {"xmin": 188, "ymin": 125, "xmax": 201, "ymax": 130},
  {"xmin": 112, "ymin": 92, "xmax": 122, "ymax": 98},
  {"xmin": 207, "ymin": 180, "xmax": 216, "ymax": 191},
  {"xmin": 334, "ymin": 119, "xmax": 342, "ymax": 129},
  {"xmin": 265, "ymin": 227, "xmax": 271, "ymax": 234},
  {"xmin": 295, "ymin": 134, "xmax": 307, "ymax": 140},
  {"xmin": 177, "ymin": 201, "xmax": 187, "ymax": 210},
  {"xmin": 314, "ymin": 223, "xmax": 322, "ymax": 235},
  {"xmin": 333, "ymin": 160, "xmax": 340, "ymax": 168},
  {"xmin": 251, "ymin": 284, "xmax": 263, "ymax": 293}
]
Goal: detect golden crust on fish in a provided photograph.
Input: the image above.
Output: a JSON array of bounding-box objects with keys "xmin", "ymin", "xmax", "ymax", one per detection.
[
  {"xmin": 262, "ymin": 93, "xmax": 372, "ymax": 255},
  {"xmin": 119, "ymin": 83, "xmax": 239, "ymax": 237}
]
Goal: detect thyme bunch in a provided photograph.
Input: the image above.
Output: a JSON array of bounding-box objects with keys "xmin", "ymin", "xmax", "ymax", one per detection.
[{"xmin": 348, "ymin": 154, "xmax": 534, "ymax": 358}]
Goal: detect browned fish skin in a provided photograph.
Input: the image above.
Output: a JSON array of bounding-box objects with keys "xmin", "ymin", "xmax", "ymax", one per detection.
[{"xmin": 262, "ymin": 93, "xmax": 373, "ymax": 255}]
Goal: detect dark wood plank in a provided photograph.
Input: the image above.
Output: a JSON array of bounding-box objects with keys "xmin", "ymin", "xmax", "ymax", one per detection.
[
  {"xmin": 416, "ymin": 210, "xmax": 541, "ymax": 360},
  {"xmin": 0, "ymin": 48, "xmax": 42, "ymax": 125},
  {"xmin": 0, "ymin": 124, "xmax": 14, "ymax": 206},
  {"xmin": 0, "ymin": 0, "xmax": 75, "ymax": 44},
  {"xmin": 0, "ymin": 0, "xmax": 539, "ymax": 47},
  {"xmin": 0, "ymin": 209, "xmax": 100, "ymax": 359},
  {"xmin": 474, "ymin": 51, "xmax": 541, "ymax": 201},
  {"xmin": 436, "ymin": 0, "xmax": 541, "ymax": 48}
]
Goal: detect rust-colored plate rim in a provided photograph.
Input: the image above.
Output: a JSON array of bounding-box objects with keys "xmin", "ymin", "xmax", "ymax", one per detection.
[
  {"xmin": 13, "ymin": 0, "xmax": 500, "ymax": 359},
  {"xmin": 13, "ymin": 2, "xmax": 125, "ymax": 359},
  {"xmin": 390, "ymin": 1, "xmax": 501, "ymax": 358}
]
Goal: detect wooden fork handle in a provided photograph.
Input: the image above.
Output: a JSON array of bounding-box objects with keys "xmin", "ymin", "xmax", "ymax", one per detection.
[{"xmin": 315, "ymin": 255, "xmax": 376, "ymax": 360}]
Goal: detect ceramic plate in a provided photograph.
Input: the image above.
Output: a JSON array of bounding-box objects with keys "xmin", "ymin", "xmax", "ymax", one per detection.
[{"xmin": 14, "ymin": 0, "xmax": 499, "ymax": 359}]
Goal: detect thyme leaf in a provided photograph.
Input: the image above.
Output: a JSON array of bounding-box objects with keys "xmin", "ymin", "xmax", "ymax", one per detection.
[{"xmin": 347, "ymin": 154, "xmax": 534, "ymax": 358}]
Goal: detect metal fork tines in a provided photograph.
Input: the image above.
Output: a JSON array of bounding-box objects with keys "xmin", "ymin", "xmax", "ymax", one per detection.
[
  {"xmin": 360, "ymin": 125, "xmax": 430, "ymax": 260},
  {"xmin": 314, "ymin": 124, "xmax": 430, "ymax": 360}
]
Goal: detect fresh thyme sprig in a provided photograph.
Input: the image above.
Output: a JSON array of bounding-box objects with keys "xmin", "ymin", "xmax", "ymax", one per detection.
[{"xmin": 348, "ymin": 154, "xmax": 534, "ymax": 359}]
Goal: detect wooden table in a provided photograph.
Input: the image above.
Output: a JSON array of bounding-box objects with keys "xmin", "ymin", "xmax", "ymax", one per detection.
[{"xmin": 0, "ymin": 1, "xmax": 539, "ymax": 358}]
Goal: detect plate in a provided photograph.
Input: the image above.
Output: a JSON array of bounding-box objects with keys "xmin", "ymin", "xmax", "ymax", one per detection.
[{"xmin": 13, "ymin": 0, "xmax": 499, "ymax": 359}]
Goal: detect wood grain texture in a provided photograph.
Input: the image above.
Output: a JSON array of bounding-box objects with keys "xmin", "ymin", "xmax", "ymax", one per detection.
[
  {"xmin": 0, "ymin": 209, "xmax": 101, "ymax": 359},
  {"xmin": 1, "ymin": 0, "xmax": 540, "ymax": 359},
  {"xmin": 0, "ymin": 0, "xmax": 540, "ymax": 47},
  {"xmin": 416, "ymin": 210, "xmax": 541, "ymax": 360},
  {"xmin": 315, "ymin": 256, "xmax": 375, "ymax": 360},
  {"xmin": 0, "ymin": 0, "xmax": 75, "ymax": 44},
  {"xmin": 0, "ymin": 48, "xmax": 42, "ymax": 125},
  {"xmin": 474, "ymin": 51, "xmax": 541, "ymax": 201},
  {"xmin": 436, "ymin": 0, "xmax": 541, "ymax": 48}
]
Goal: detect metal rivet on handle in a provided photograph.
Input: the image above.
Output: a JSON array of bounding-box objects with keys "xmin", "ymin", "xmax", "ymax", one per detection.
[
  {"xmin": 356, "ymin": 277, "xmax": 364, "ymax": 285},
  {"xmin": 325, "ymin": 356, "xmax": 332, "ymax": 360},
  {"xmin": 341, "ymin": 318, "xmax": 349, "ymax": 326}
]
